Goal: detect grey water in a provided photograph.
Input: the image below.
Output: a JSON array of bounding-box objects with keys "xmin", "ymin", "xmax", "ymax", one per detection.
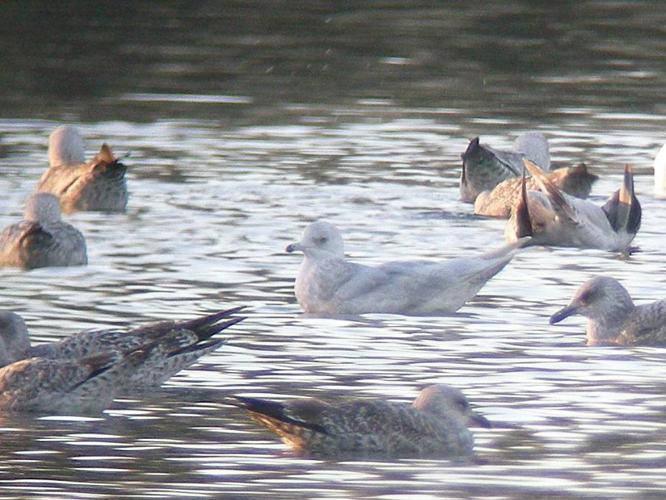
[{"xmin": 2, "ymin": 1, "xmax": 666, "ymax": 498}]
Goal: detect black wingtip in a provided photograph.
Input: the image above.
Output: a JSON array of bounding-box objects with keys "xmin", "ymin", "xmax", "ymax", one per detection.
[
  {"xmin": 515, "ymin": 167, "xmax": 533, "ymax": 238},
  {"xmin": 231, "ymin": 395, "xmax": 329, "ymax": 434},
  {"xmin": 184, "ymin": 306, "xmax": 247, "ymax": 331}
]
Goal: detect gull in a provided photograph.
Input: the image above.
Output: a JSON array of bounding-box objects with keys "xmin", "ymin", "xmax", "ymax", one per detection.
[
  {"xmin": 0, "ymin": 344, "xmax": 158, "ymax": 414},
  {"xmin": 0, "ymin": 193, "xmax": 87, "ymax": 269},
  {"xmin": 474, "ymin": 163, "xmax": 598, "ymax": 218},
  {"xmin": 655, "ymin": 144, "xmax": 666, "ymax": 199},
  {"xmin": 505, "ymin": 160, "xmax": 641, "ymax": 252},
  {"xmin": 38, "ymin": 125, "xmax": 128, "ymax": 213},
  {"xmin": 460, "ymin": 132, "xmax": 550, "ymax": 203},
  {"xmin": 286, "ymin": 221, "xmax": 529, "ymax": 315},
  {"xmin": 230, "ymin": 384, "xmax": 490, "ymax": 456},
  {"xmin": 549, "ymin": 276, "xmax": 666, "ymax": 346},
  {"xmin": 0, "ymin": 307, "xmax": 245, "ymax": 391}
]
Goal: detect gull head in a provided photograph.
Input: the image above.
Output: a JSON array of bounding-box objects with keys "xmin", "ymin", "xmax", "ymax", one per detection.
[
  {"xmin": 286, "ymin": 221, "xmax": 344, "ymax": 259},
  {"xmin": 514, "ymin": 132, "xmax": 550, "ymax": 170},
  {"xmin": 49, "ymin": 125, "xmax": 85, "ymax": 167},
  {"xmin": 550, "ymin": 276, "xmax": 634, "ymax": 325},
  {"xmin": 24, "ymin": 193, "xmax": 62, "ymax": 224},
  {"xmin": 0, "ymin": 311, "xmax": 30, "ymax": 366},
  {"xmin": 412, "ymin": 384, "xmax": 491, "ymax": 428}
]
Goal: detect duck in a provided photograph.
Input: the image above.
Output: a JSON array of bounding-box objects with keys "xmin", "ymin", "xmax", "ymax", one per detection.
[
  {"xmin": 549, "ymin": 276, "xmax": 666, "ymax": 346},
  {"xmin": 231, "ymin": 384, "xmax": 490, "ymax": 456},
  {"xmin": 474, "ymin": 163, "xmax": 598, "ymax": 218},
  {"xmin": 0, "ymin": 193, "xmax": 87, "ymax": 269},
  {"xmin": 38, "ymin": 125, "xmax": 128, "ymax": 213},
  {"xmin": 460, "ymin": 132, "xmax": 550, "ymax": 203},
  {"xmin": 0, "ymin": 307, "xmax": 245, "ymax": 391},
  {"xmin": 286, "ymin": 221, "xmax": 529, "ymax": 315},
  {"xmin": 505, "ymin": 160, "xmax": 641, "ymax": 252}
]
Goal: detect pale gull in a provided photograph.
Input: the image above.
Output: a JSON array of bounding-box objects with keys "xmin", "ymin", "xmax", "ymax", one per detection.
[
  {"xmin": 0, "ymin": 193, "xmax": 87, "ymax": 269},
  {"xmin": 0, "ymin": 307, "xmax": 245, "ymax": 391},
  {"xmin": 505, "ymin": 160, "xmax": 641, "ymax": 252},
  {"xmin": 654, "ymin": 144, "xmax": 666, "ymax": 199},
  {"xmin": 38, "ymin": 125, "xmax": 128, "ymax": 213},
  {"xmin": 286, "ymin": 221, "xmax": 529, "ymax": 315},
  {"xmin": 550, "ymin": 276, "xmax": 666, "ymax": 346},
  {"xmin": 460, "ymin": 131, "xmax": 550, "ymax": 203},
  {"xmin": 474, "ymin": 163, "xmax": 598, "ymax": 218},
  {"xmin": 230, "ymin": 384, "xmax": 490, "ymax": 456}
]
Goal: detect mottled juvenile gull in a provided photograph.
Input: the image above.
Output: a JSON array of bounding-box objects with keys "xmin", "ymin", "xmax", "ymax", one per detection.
[
  {"xmin": 0, "ymin": 346, "xmax": 152, "ymax": 414},
  {"xmin": 0, "ymin": 193, "xmax": 87, "ymax": 269},
  {"xmin": 550, "ymin": 276, "xmax": 666, "ymax": 346},
  {"xmin": 286, "ymin": 221, "xmax": 529, "ymax": 315},
  {"xmin": 655, "ymin": 144, "xmax": 666, "ymax": 199},
  {"xmin": 0, "ymin": 307, "xmax": 245, "ymax": 391},
  {"xmin": 38, "ymin": 125, "xmax": 128, "ymax": 213},
  {"xmin": 474, "ymin": 163, "xmax": 598, "ymax": 218},
  {"xmin": 505, "ymin": 160, "xmax": 641, "ymax": 252},
  {"xmin": 460, "ymin": 132, "xmax": 550, "ymax": 203},
  {"xmin": 231, "ymin": 384, "xmax": 490, "ymax": 456}
]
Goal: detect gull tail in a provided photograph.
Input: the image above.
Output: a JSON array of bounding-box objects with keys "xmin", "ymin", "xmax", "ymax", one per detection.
[
  {"xmin": 601, "ymin": 165, "xmax": 642, "ymax": 235},
  {"xmin": 558, "ymin": 163, "xmax": 598, "ymax": 199}
]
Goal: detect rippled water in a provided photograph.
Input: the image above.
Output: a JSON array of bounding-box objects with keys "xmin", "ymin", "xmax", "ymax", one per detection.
[{"xmin": 2, "ymin": 1, "xmax": 666, "ymax": 498}]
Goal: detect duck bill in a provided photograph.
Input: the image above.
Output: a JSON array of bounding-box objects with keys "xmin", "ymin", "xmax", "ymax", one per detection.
[
  {"xmin": 469, "ymin": 412, "xmax": 492, "ymax": 429},
  {"xmin": 549, "ymin": 305, "xmax": 578, "ymax": 325}
]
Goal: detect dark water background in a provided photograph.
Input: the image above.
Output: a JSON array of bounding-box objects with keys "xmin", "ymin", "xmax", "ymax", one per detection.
[{"xmin": 1, "ymin": 1, "xmax": 666, "ymax": 498}]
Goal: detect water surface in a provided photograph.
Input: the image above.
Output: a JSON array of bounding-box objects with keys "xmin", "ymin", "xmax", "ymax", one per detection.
[{"xmin": 1, "ymin": 1, "xmax": 666, "ymax": 498}]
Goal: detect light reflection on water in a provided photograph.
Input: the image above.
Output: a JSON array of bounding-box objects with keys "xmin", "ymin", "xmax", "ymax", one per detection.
[{"xmin": 3, "ymin": 1, "xmax": 666, "ymax": 497}]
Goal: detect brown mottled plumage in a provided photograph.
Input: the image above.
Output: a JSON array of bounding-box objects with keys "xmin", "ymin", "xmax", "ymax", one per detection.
[
  {"xmin": 0, "ymin": 307, "xmax": 245, "ymax": 391},
  {"xmin": 0, "ymin": 193, "xmax": 87, "ymax": 269},
  {"xmin": 550, "ymin": 276, "xmax": 666, "ymax": 346},
  {"xmin": 460, "ymin": 132, "xmax": 550, "ymax": 203},
  {"xmin": 474, "ymin": 164, "xmax": 598, "ymax": 218},
  {"xmin": 231, "ymin": 385, "xmax": 490, "ymax": 457},
  {"xmin": 38, "ymin": 126, "xmax": 128, "ymax": 213}
]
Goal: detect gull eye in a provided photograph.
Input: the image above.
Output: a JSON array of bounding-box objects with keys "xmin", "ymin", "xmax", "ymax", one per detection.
[
  {"xmin": 579, "ymin": 290, "xmax": 594, "ymax": 305},
  {"xmin": 456, "ymin": 398, "xmax": 469, "ymax": 411},
  {"xmin": 317, "ymin": 236, "xmax": 328, "ymax": 244}
]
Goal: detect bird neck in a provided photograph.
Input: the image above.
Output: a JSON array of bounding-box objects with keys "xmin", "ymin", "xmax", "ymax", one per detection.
[{"xmin": 586, "ymin": 304, "xmax": 634, "ymax": 345}]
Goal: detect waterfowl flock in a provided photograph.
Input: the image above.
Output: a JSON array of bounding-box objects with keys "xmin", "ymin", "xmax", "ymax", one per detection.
[{"xmin": 0, "ymin": 125, "xmax": 665, "ymax": 459}]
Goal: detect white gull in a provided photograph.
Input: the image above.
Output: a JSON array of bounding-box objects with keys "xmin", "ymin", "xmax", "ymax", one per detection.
[
  {"xmin": 286, "ymin": 221, "xmax": 529, "ymax": 315},
  {"xmin": 505, "ymin": 160, "xmax": 641, "ymax": 252}
]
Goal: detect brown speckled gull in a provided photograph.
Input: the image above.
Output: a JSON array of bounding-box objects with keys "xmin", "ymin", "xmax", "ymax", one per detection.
[
  {"xmin": 460, "ymin": 132, "xmax": 550, "ymax": 203},
  {"xmin": 550, "ymin": 276, "xmax": 666, "ymax": 346},
  {"xmin": 231, "ymin": 384, "xmax": 490, "ymax": 456},
  {"xmin": 505, "ymin": 160, "xmax": 641, "ymax": 252},
  {"xmin": 0, "ymin": 347, "xmax": 148, "ymax": 414},
  {"xmin": 0, "ymin": 193, "xmax": 87, "ymax": 269},
  {"xmin": 0, "ymin": 307, "xmax": 245, "ymax": 391},
  {"xmin": 38, "ymin": 125, "xmax": 128, "ymax": 213},
  {"xmin": 474, "ymin": 163, "xmax": 598, "ymax": 218}
]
